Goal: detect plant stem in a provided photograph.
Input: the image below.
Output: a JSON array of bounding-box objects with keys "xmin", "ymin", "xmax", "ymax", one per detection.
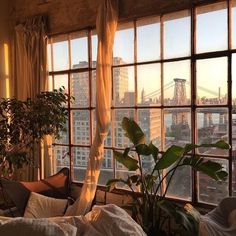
[
  {"xmin": 161, "ymin": 157, "xmax": 185, "ymax": 199},
  {"xmin": 137, "ymin": 153, "xmax": 151, "ymax": 204},
  {"xmin": 153, "ymin": 163, "xmax": 185, "ymax": 201}
]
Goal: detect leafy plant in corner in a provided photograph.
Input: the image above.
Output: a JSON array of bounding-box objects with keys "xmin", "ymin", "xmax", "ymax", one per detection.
[
  {"xmin": 0, "ymin": 87, "xmax": 74, "ymax": 178},
  {"xmin": 106, "ymin": 117, "xmax": 229, "ymax": 236}
]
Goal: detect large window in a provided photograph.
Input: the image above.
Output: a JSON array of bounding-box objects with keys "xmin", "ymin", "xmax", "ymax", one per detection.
[{"xmin": 48, "ymin": 0, "xmax": 236, "ymax": 206}]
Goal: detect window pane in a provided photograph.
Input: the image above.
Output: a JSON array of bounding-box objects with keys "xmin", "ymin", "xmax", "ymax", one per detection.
[
  {"xmin": 47, "ymin": 43, "xmax": 52, "ymax": 72},
  {"xmin": 53, "ymin": 146, "xmax": 69, "ymax": 171},
  {"xmin": 232, "ymin": 1, "xmax": 236, "ymax": 49},
  {"xmin": 232, "ymin": 54, "xmax": 236, "ymax": 159},
  {"xmin": 137, "ymin": 63, "xmax": 161, "ymax": 105},
  {"xmin": 54, "ymin": 74, "xmax": 69, "ymax": 108},
  {"xmin": 98, "ymin": 149, "xmax": 113, "ymax": 186},
  {"xmin": 54, "ymin": 74, "xmax": 68, "ymax": 91},
  {"xmin": 114, "ymin": 109, "xmax": 135, "ymax": 148},
  {"xmin": 166, "ymin": 165, "xmax": 192, "ymax": 200},
  {"xmin": 72, "ymin": 111, "xmax": 90, "ymax": 145},
  {"xmin": 92, "ymin": 31, "xmax": 98, "ymax": 68},
  {"xmin": 53, "ymin": 74, "xmax": 69, "ymax": 144},
  {"xmin": 54, "ymin": 120, "xmax": 69, "ymax": 145},
  {"xmin": 196, "ymin": 57, "xmax": 227, "ymax": 105},
  {"xmin": 71, "ymin": 72, "xmax": 89, "ymax": 108},
  {"xmin": 163, "ymin": 60, "xmax": 191, "ymax": 106},
  {"xmin": 137, "ymin": 17, "xmax": 160, "ymax": 62},
  {"xmin": 196, "ymin": 2, "xmax": 227, "ymax": 53},
  {"xmin": 138, "ymin": 109, "xmax": 161, "ymax": 149},
  {"xmin": 196, "ymin": 108, "xmax": 228, "ymax": 156},
  {"xmin": 92, "ymin": 70, "xmax": 96, "ymax": 107},
  {"xmin": 164, "ymin": 108, "xmax": 191, "ymax": 150},
  {"xmin": 113, "ymin": 66, "xmax": 135, "ymax": 107},
  {"xmin": 198, "ymin": 158, "xmax": 228, "ymax": 205},
  {"xmin": 52, "ymin": 35, "xmax": 69, "ymax": 71},
  {"xmin": 233, "ymin": 54, "xmax": 236, "ymax": 104},
  {"xmin": 70, "ymin": 31, "xmax": 88, "ymax": 69},
  {"xmin": 163, "ymin": 10, "xmax": 191, "ymax": 59},
  {"xmin": 48, "ymin": 75, "xmax": 53, "ymax": 91},
  {"xmin": 73, "ymin": 147, "xmax": 90, "ymax": 182},
  {"xmin": 113, "ymin": 22, "xmax": 134, "ymax": 65}
]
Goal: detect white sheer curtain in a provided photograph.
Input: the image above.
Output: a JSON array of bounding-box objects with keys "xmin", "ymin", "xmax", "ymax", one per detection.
[
  {"xmin": 14, "ymin": 15, "xmax": 48, "ymax": 180},
  {"xmin": 66, "ymin": 0, "xmax": 119, "ymax": 216}
]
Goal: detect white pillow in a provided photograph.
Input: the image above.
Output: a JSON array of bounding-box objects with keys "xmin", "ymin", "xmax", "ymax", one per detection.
[{"xmin": 24, "ymin": 192, "xmax": 68, "ymax": 218}]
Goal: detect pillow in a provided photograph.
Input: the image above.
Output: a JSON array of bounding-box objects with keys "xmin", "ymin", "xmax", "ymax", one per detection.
[
  {"xmin": 24, "ymin": 192, "xmax": 68, "ymax": 218},
  {"xmin": 0, "ymin": 168, "xmax": 70, "ymax": 216}
]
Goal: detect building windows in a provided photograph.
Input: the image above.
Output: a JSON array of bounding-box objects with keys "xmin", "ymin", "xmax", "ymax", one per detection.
[{"xmin": 48, "ymin": 0, "xmax": 236, "ymax": 206}]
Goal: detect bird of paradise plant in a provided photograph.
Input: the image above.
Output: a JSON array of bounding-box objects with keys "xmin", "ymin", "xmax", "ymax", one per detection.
[{"xmin": 107, "ymin": 117, "xmax": 230, "ymax": 236}]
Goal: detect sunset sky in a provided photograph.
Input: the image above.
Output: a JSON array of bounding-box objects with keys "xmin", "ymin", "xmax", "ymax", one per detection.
[{"xmin": 48, "ymin": 3, "xmax": 236, "ymax": 102}]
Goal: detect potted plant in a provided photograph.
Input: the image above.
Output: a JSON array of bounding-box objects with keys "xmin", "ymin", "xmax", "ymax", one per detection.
[
  {"xmin": 106, "ymin": 117, "xmax": 229, "ymax": 236},
  {"xmin": 0, "ymin": 87, "xmax": 73, "ymax": 178}
]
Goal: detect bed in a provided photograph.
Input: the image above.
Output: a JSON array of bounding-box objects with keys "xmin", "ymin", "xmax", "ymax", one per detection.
[{"xmin": 0, "ymin": 204, "xmax": 146, "ymax": 236}]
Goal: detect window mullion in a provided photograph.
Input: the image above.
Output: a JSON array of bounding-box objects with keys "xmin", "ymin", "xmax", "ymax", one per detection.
[
  {"xmin": 191, "ymin": 5, "xmax": 198, "ymax": 204},
  {"xmin": 67, "ymin": 34, "xmax": 74, "ymax": 181},
  {"xmin": 160, "ymin": 14, "xmax": 166, "ymax": 196},
  {"xmin": 228, "ymin": 0, "xmax": 233, "ymax": 196}
]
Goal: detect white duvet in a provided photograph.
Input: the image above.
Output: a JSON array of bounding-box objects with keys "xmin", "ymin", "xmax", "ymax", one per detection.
[{"xmin": 0, "ymin": 204, "xmax": 146, "ymax": 236}]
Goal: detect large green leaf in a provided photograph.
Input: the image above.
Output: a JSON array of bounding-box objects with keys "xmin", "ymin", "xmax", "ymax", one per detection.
[
  {"xmin": 183, "ymin": 156, "xmax": 228, "ymax": 181},
  {"xmin": 183, "ymin": 155, "xmax": 202, "ymax": 166},
  {"xmin": 195, "ymin": 160, "xmax": 227, "ymax": 181},
  {"xmin": 114, "ymin": 150, "xmax": 139, "ymax": 171},
  {"xmin": 154, "ymin": 145, "xmax": 184, "ymax": 170},
  {"xmin": 184, "ymin": 140, "xmax": 230, "ymax": 154},
  {"xmin": 174, "ymin": 209, "xmax": 198, "ymax": 234},
  {"xmin": 149, "ymin": 142, "xmax": 159, "ymax": 162},
  {"xmin": 200, "ymin": 140, "xmax": 230, "ymax": 149},
  {"xmin": 159, "ymin": 200, "xmax": 198, "ymax": 235},
  {"xmin": 122, "ymin": 117, "xmax": 145, "ymax": 145},
  {"xmin": 136, "ymin": 144, "xmax": 152, "ymax": 156},
  {"xmin": 184, "ymin": 144, "xmax": 199, "ymax": 153},
  {"xmin": 136, "ymin": 142, "xmax": 159, "ymax": 163}
]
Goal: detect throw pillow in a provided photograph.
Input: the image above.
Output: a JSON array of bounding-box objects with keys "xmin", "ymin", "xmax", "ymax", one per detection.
[
  {"xmin": 0, "ymin": 167, "xmax": 70, "ymax": 216},
  {"xmin": 24, "ymin": 192, "xmax": 68, "ymax": 218}
]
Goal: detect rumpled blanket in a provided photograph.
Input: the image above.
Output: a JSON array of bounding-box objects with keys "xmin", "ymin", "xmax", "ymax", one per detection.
[
  {"xmin": 199, "ymin": 197, "xmax": 236, "ymax": 236},
  {"xmin": 0, "ymin": 204, "xmax": 146, "ymax": 236}
]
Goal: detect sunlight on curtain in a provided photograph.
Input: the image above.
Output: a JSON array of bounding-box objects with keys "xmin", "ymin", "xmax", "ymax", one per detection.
[
  {"xmin": 66, "ymin": 0, "xmax": 119, "ymax": 215},
  {"xmin": 14, "ymin": 15, "xmax": 48, "ymax": 181},
  {"xmin": 0, "ymin": 43, "xmax": 10, "ymax": 98}
]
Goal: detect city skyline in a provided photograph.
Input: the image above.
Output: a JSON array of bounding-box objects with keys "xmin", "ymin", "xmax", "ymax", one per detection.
[
  {"xmin": 53, "ymin": 58, "xmax": 231, "ymax": 204},
  {"xmin": 48, "ymin": 3, "xmax": 236, "ymax": 205}
]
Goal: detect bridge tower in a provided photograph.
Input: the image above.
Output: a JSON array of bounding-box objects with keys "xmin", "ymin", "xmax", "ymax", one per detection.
[
  {"xmin": 171, "ymin": 78, "xmax": 190, "ymax": 140},
  {"xmin": 173, "ymin": 78, "xmax": 187, "ymax": 105}
]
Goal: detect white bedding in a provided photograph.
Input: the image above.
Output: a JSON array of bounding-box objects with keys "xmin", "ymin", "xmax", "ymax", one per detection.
[{"xmin": 0, "ymin": 204, "xmax": 146, "ymax": 236}]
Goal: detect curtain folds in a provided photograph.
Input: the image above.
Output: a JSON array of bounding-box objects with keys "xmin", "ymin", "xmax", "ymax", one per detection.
[
  {"xmin": 15, "ymin": 15, "xmax": 48, "ymax": 99},
  {"xmin": 14, "ymin": 15, "xmax": 48, "ymax": 181},
  {"xmin": 70, "ymin": 0, "xmax": 119, "ymax": 215}
]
